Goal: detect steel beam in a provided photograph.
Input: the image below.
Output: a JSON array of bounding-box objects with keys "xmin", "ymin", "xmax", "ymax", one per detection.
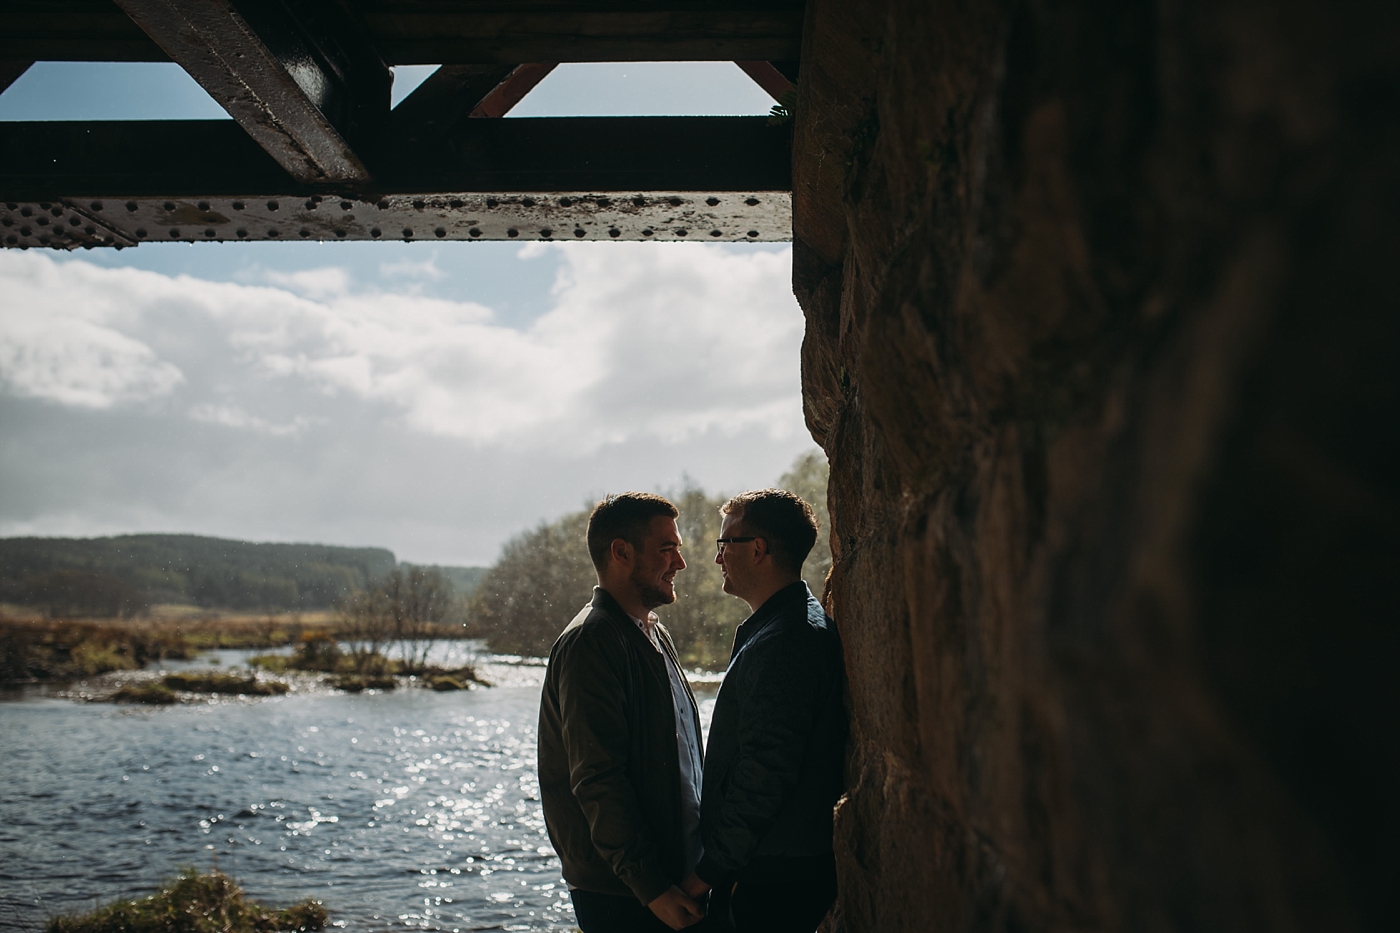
[
  {"xmin": 0, "ymin": 117, "xmax": 792, "ymax": 247},
  {"xmin": 112, "ymin": 0, "xmax": 390, "ymax": 185},
  {"xmin": 3, "ymin": 1, "xmax": 805, "ymax": 64}
]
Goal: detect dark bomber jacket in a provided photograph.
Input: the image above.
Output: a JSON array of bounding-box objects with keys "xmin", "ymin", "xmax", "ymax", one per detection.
[
  {"xmin": 696, "ymin": 581, "xmax": 846, "ymax": 885},
  {"xmin": 538, "ymin": 587, "xmax": 703, "ymax": 905}
]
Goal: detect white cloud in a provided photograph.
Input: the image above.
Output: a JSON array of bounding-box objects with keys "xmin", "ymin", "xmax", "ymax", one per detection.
[
  {"xmin": 0, "ymin": 253, "xmax": 185, "ymax": 408},
  {"xmin": 0, "ymin": 243, "xmax": 802, "ymax": 450},
  {"xmin": 189, "ymin": 403, "xmax": 321, "ymax": 436}
]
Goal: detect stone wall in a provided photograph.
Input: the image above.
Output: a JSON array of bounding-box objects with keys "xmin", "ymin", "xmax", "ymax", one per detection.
[{"xmin": 792, "ymin": 1, "xmax": 1397, "ymax": 930}]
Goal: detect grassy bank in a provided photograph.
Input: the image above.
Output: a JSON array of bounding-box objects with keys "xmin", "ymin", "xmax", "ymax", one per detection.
[{"xmin": 46, "ymin": 869, "xmax": 325, "ymax": 933}]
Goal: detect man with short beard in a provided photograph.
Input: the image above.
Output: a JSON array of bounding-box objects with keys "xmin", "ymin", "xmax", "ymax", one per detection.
[{"xmin": 538, "ymin": 493, "xmax": 707, "ymax": 932}]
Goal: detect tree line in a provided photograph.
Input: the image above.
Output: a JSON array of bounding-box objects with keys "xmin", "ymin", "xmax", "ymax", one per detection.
[
  {"xmin": 466, "ymin": 451, "xmax": 831, "ymax": 670},
  {"xmin": 0, "ymin": 534, "xmax": 484, "ymax": 616}
]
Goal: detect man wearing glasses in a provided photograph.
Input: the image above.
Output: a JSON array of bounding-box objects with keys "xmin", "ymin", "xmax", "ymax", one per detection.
[
  {"xmin": 682, "ymin": 489, "xmax": 847, "ymax": 933},
  {"xmin": 538, "ymin": 493, "xmax": 707, "ymax": 932}
]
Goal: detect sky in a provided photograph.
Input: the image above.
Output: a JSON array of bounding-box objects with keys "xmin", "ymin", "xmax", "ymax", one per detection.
[{"xmin": 0, "ymin": 62, "xmax": 817, "ymax": 566}]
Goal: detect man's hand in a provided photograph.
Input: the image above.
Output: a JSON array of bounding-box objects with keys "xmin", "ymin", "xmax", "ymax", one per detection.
[
  {"xmin": 680, "ymin": 872, "xmax": 711, "ymax": 900},
  {"xmin": 647, "ymin": 885, "xmax": 704, "ymax": 930}
]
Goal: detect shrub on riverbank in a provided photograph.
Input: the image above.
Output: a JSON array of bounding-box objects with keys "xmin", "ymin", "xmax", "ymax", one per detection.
[
  {"xmin": 46, "ymin": 868, "xmax": 326, "ymax": 933},
  {"xmin": 164, "ymin": 673, "xmax": 289, "ymax": 696},
  {"xmin": 113, "ymin": 681, "xmax": 177, "ymax": 705},
  {"xmin": 0, "ymin": 619, "xmax": 195, "ymax": 682}
]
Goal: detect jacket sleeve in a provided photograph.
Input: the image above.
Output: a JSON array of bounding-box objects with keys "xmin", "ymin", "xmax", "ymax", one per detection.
[
  {"xmin": 555, "ymin": 628, "xmax": 672, "ymax": 904},
  {"xmin": 695, "ymin": 629, "xmax": 831, "ymax": 883}
]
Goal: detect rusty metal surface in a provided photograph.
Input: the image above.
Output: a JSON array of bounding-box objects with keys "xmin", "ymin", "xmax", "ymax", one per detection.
[
  {"xmin": 0, "ymin": 193, "xmax": 790, "ymax": 248},
  {"xmin": 112, "ymin": 0, "xmax": 389, "ymax": 184}
]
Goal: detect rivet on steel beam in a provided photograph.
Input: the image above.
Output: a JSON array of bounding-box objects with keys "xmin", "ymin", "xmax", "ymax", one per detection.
[
  {"xmin": 413, "ymin": 200, "xmax": 426, "ymax": 210},
  {"xmin": 20, "ymin": 227, "xmax": 32, "ymax": 236},
  {"xmin": 668, "ymin": 198, "xmax": 682, "ymax": 207},
  {"xmin": 20, "ymin": 208, "xmax": 32, "ymax": 217},
  {"xmin": 268, "ymin": 229, "xmax": 279, "ymax": 237},
  {"xmin": 36, "ymin": 217, "xmax": 48, "ymax": 227},
  {"xmin": 39, "ymin": 202, "xmax": 51, "ymax": 210},
  {"xmin": 469, "ymin": 229, "xmax": 481, "ymax": 238},
  {"xmin": 378, "ymin": 200, "xmax": 390, "ymax": 210},
  {"xmin": 135, "ymin": 228, "xmax": 147, "ymax": 238},
  {"xmin": 747, "ymin": 230, "xmax": 759, "ymax": 237},
  {"xmin": 340, "ymin": 201, "xmax": 353, "ymax": 211},
  {"xmin": 299, "ymin": 229, "xmax": 311, "ymax": 238},
  {"xmin": 204, "ymin": 229, "xmax": 215, "ymax": 238},
  {"xmin": 198, "ymin": 201, "xmax": 210, "ymax": 212},
  {"xmin": 486, "ymin": 199, "xmax": 499, "ymax": 208},
  {"xmin": 574, "ymin": 229, "xmax": 585, "ymax": 237},
  {"xmin": 169, "ymin": 229, "xmax": 179, "ymax": 238},
  {"xmin": 305, "ymin": 200, "xmax": 317, "ymax": 210},
  {"xmin": 435, "ymin": 228, "xmax": 446, "ymax": 238},
  {"xmin": 745, "ymin": 198, "xmax": 760, "ymax": 206},
  {"xmin": 523, "ymin": 198, "xmax": 536, "ymax": 208},
  {"xmin": 403, "ymin": 228, "xmax": 413, "ymax": 238},
  {"xmin": 267, "ymin": 201, "xmax": 279, "ymax": 212},
  {"xmin": 1, "ymin": 219, "xmax": 10, "ymax": 227},
  {"xmin": 540, "ymin": 228, "xmax": 552, "ymax": 238},
  {"xmin": 710, "ymin": 230, "xmax": 722, "ymax": 237},
  {"xmin": 5, "ymin": 236, "xmax": 15, "ymax": 245},
  {"xmin": 162, "ymin": 202, "xmax": 175, "ymax": 212},
  {"xmin": 90, "ymin": 202, "xmax": 103, "ymax": 211},
  {"xmin": 335, "ymin": 230, "xmax": 346, "ymax": 238},
  {"xmin": 560, "ymin": 198, "xmax": 573, "ymax": 207},
  {"xmin": 69, "ymin": 217, "xmax": 81, "ymax": 227},
  {"xmin": 236, "ymin": 229, "xmax": 247, "ymax": 238},
  {"xmin": 706, "ymin": 197, "xmax": 720, "ymax": 206},
  {"xmin": 6, "ymin": 202, "xmax": 17, "ymax": 210},
  {"xmin": 233, "ymin": 201, "xmax": 245, "ymax": 211},
  {"xmin": 450, "ymin": 200, "xmax": 463, "ymax": 209},
  {"xmin": 642, "ymin": 229, "xmax": 653, "ymax": 237},
  {"xmin": 676, "ymin": 229, "xmax": 689, "ymax": 236},
  {"xmin": 633, "ymin": 197, "xmax": 645, "ymax": 207},
  {"xmin": 507, "ymin": 228, "xmax": 518, "ymax": 238},
  {"xmin": 609, "ymin": 228, "xmax": 620, "ymax": 238},
  {"xmin": 86, "ymin": 226, "xmax": 96, "ymax": 236},
  {"xmin": 598, "ymin": 198, "xmax": 612, "ymax": 208},
  {"xmin": 371, "ymin": 228, "xmax": 382, "ymax": 238}
]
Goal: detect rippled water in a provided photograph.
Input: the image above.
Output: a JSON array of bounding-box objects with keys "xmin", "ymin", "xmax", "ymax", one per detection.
[{"xmin": 0, "ymin": 649, "xmax": 718, "ymax": 932}]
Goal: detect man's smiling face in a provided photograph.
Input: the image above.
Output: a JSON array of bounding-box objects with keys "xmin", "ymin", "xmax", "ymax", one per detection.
[{"xmin": 630, "ymin": 515, "xmax": 686, "ymax": 610}]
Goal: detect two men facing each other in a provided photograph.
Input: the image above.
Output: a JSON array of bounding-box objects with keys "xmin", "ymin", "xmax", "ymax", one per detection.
[{"xmin": 537, "ymin": 490, "xmax": 846, "ymax": 932}]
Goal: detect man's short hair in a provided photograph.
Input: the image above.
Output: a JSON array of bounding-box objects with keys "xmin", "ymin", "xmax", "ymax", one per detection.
[
  {"xmin": 721, "ymin": 488, "xmax": 819, "ymax": 574},
  {"xmin": 587, "ymin": 492, "xmax": 679, "ymax": 573}
]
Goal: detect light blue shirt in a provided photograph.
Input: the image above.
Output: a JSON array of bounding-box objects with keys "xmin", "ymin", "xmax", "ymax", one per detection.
[{"xmin": 634, "ymin": 614, "xmax": 704, "ymax": 876}]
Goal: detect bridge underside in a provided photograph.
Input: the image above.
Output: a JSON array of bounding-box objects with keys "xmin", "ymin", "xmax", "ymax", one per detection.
[{"xmin": 0, "ymin": 1, "xmax": 802, "ymax": 248}]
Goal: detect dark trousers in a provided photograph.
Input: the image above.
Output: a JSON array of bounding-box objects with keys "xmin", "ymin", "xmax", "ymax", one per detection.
[
  {"xmin": 709, "ymin": 853, "xmax": 838, "ymax": 933},
  {"xmin": 570, "ymin": 889, "xmax": 673, "ymax": 933}
]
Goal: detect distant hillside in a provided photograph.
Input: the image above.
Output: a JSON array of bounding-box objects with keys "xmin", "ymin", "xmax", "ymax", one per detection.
[{"xmin": 0, "ymin": 534, "xmax": 484, "ymax": 617}]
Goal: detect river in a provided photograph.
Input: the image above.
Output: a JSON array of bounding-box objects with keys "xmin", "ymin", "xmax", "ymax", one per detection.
[{"xmin": 0, "ymin": 646, "xmax": 719, "ymax": 932}]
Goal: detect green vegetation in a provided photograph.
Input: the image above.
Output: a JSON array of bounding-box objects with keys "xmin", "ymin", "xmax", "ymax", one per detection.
[
  {"xmin": 0, "ymin": 533, "xmax": 487, "ymax": 616},
  {"xmin": 468, "ymin": 451, "xmax": 831, "ymax": 669},
  {"xmin": 1, "ymin": 619, "xmax": 195, "ymax": 682},
  {"xmin": 332, "ymin": 674, "xmax": 397, "ymax": 692},
  {"xmin": 46, "ymin": 869, "xmax": 326, "ymax": 933},
  {"xmin": 163, "ymin": 672, "xmax": 288, "ymax": 696},
  {"xmin": 113, "ymin": 681, "xmax": 177, "ymax": 705}
]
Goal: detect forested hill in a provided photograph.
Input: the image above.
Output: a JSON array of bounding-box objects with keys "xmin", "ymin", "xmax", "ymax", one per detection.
[{"xmin": 0, "ymin": 534, "xmax": 480, "ymax": 617}]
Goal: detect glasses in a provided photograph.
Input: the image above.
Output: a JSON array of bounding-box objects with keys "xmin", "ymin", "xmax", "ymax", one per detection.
[{"xmin": 715, "ymin": 536, "xmax": 759, "ymax": 555}]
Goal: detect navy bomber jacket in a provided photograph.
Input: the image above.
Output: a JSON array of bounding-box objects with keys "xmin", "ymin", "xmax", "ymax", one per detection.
[{"xmin": 695, "ymin": 581, "xmax": 847, "ymax": 884}]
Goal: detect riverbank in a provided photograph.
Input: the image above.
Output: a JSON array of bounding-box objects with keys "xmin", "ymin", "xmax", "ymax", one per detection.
[{"xmin": 46, "ymin": 869, "xmax": 326, "ymax": 933}]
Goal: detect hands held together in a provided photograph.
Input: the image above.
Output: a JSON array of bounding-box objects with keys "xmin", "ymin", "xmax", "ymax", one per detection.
[{"xmin": 648, "ymin": 874, "xmax": 713, "ymax": 930}]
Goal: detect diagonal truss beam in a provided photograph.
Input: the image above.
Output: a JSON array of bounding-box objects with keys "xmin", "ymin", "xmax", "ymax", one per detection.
[
  {"xmin": 734, "ymin": 61, "xmax": 796, "ymax": 102},
  {"xmin": 0, "ymin": 60, "xmax": 33, "ymax": 95},
  {"xmin": 112, "ymin": 0, "xmax": 390, "ymax": 185},
  {"xmin": 390, "ymin": 62, "xmax": 558, "ymax": 146}
]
